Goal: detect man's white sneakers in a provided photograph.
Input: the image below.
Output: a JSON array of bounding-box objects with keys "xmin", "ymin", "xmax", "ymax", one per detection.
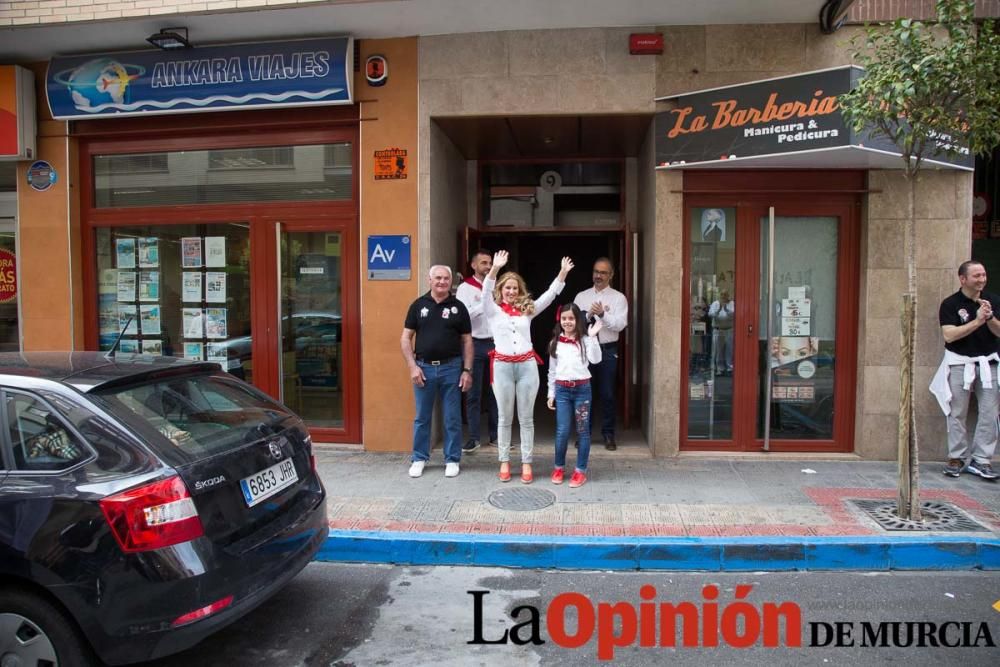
[
  {"xmin": 408, "ymin": 460, "xmax": 425, "ymax": 478},
  {"xmin": 445, "ymin": 462, "xmax": 460, "ymax": 478}
]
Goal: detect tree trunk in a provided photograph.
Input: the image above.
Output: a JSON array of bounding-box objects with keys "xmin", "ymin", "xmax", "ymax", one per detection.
[{"xmin": 897, "ymin": 174, "xmax": 922, "ymax": 521}]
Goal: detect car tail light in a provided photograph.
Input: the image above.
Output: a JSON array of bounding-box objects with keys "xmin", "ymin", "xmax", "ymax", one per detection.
[
  {"xmin": 171, "ymin": 595, "xmax": 234, "ymax": 628},
  {"xmin": 99, "ymin": 476, "xmax": 205, "ymax": 553},
  {"xmin": 310, "ymin": 454, "xmax": 317, "ymax": 474}
]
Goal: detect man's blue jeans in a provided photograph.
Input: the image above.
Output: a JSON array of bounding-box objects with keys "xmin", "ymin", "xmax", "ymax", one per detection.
[
  {"xmin": 465, "ymin": 338, "xmax": 498, "ymax": 443},
  {"xmin": 589, "ymin": 343, "xmax": 618, "ymax": 439},
  {"xmin": 411, "ymin": 358, "xmax": 463, "ymax": 463},
  {"xmin": 554, "ymin": 383, "xmax": 592, "ymax": 472}
]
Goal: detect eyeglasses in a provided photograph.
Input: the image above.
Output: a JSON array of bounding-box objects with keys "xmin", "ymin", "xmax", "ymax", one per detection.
[{"xmin": 593, "ymin": 270, "xmax": 611, "ymax": 276}]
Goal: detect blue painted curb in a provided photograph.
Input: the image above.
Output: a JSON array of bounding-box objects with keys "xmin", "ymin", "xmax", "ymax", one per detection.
[{"xmin": 316, "ymin": 530, "xmax": 1000, "ymax": 571}]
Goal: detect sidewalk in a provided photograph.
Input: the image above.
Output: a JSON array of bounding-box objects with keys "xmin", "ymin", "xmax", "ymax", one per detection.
[{"xmin": 313, "ymin": 445, "xmax": 1000, "ymax": 571}]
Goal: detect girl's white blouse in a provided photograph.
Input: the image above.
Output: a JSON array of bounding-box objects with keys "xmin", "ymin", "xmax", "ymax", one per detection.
[
  {"xmin": 482, "ymin": 275, "xmax": 564, "ymax": 356},
  {"xmin": 547, "ymin": 336, "xmax": 602, "ymax": 399}
]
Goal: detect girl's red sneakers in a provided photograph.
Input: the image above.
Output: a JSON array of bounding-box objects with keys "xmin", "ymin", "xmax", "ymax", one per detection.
[
  {"xmin": 568, "ymin": 470, "xmax": 587, "ymax": 488},
  {"xmin": 550, "ymin": 468, "xmax": 564, "ymax": 485}
]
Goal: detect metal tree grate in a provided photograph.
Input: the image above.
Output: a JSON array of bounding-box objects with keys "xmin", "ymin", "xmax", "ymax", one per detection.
[
  {"xmin": 850, "ymin": 499, "xmax": 989, "ymax": 532},
  {"xmin": 488, "ymin": 487, "xmax": 557, "ymax": 511}
]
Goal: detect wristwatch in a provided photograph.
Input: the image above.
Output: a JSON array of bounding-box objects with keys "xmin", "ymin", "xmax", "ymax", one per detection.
[{"xmin": 462, "ymin": 368, "xmax": 472, "ymax": 374}]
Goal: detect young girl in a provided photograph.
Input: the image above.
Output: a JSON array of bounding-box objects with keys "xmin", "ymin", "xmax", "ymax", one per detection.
[
  {"xmin": 546, "ymin": 304, "xmax": 602, "ymax": 488},
  {"xmin": 483, "ymin": 250, "xmax": 574, "ymax": 483}
]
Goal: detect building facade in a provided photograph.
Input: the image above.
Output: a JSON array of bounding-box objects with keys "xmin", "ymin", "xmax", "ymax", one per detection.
[{"xmin": 0, "ymin": 0, "xmax": 994, "ymax": 460}]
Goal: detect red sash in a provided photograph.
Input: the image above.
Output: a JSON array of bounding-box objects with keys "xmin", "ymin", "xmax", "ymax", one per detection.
[{"xmin": 488, "ymin": 349, "xmax": 543, "ymax": 384}]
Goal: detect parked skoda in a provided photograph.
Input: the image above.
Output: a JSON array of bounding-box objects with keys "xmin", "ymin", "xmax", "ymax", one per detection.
[{"xmin": 0, "ymin": 352, "xmax": 327, "ymax": 665}]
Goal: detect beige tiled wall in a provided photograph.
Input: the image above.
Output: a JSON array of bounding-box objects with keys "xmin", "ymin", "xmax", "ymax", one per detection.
[
  {"xmin": 858, "ymin": 169, "xmax": 975, "ymax": 460},
  {"xmin": 0, "ymin": 0, "xmax": 323, "ymax": 26}
]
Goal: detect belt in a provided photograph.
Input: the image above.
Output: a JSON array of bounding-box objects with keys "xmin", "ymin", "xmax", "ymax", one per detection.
[
  {"xmin": 473, "ymin": 336, "xmax": 494, "ymax": 341},
  {"xmin": 487, "ymin": 349, "xmax": 542, "ymax": 384},
  {"xmin": 417, "ymin": 356, "xmax": 459, "ymax": 365},
  {"xmin": 556, "ymin": 378, "xmax": 590, "ymax": 388}
]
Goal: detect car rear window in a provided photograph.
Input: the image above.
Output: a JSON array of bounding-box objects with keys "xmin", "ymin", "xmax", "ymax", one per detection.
[{"xmin": 94, "ymin": 371, "xmax": 295, "ymax": 464}]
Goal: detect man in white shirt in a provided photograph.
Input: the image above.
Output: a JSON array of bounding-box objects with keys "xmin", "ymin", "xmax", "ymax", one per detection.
[
  {"xmin": 708, "ymin": 289, "xmax": 735, "ymax": 375},
  {"xmin": 455, "ymin": 249, "xmax": 498, "ymax": 452},
  {"xmin": 574, "ymin": 257, "xmax": 629, "ymax": 450}
]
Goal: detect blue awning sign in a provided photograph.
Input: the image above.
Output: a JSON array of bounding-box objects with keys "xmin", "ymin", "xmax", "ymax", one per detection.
[{"xmin": 47, "ymin": 37, "xmax": 353, "ymax": 120}]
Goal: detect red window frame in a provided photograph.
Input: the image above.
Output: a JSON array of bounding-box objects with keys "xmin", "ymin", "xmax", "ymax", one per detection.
[{"xmin": 78, "ymin": 109, "xmax": 361, "ymax": 443}]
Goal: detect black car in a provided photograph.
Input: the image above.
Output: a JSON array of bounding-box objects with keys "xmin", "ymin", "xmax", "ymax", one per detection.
[{"xmin": 0, "ymin": 352, "xmax": 327, "ymax": 665}]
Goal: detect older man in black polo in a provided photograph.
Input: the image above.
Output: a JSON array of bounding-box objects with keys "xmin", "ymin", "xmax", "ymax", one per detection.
[{"xmin": 401, "ymin": 264, "xmax": 473, "ymax": 478}]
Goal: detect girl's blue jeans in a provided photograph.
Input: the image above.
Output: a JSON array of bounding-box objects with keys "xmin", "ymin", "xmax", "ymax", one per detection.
[{"xmin": 553, "ymin": 382, "xmax": 592, "ymax": 472}]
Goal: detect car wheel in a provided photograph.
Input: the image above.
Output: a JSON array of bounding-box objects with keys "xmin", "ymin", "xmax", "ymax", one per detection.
[{"xmin": 0, "ymin": 588, "xmax": 94, "ymax": 667}]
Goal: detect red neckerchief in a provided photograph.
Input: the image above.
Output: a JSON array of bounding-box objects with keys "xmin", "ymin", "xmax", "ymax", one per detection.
[
  {"xmin": 464, "ymin": 275, "xmax": 483, "ymax": 289},
  {"xmin": 500, "ymin": 302, "xmax": 523, "ymax": 317},
  {"xmin": 558, "ymin": 335, "xmax": 577, "ymax": 344}
]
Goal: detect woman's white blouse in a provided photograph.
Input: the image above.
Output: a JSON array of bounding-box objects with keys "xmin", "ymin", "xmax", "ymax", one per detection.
[
  {"xmin": 547, "ymin": 336, "xmax": 602, "ymax": 399},
  {"xmin": 482, "ymin": 275, "xmax": 564, "ymax": 356}
]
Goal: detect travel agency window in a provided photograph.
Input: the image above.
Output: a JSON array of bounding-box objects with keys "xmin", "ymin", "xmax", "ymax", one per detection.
[{"xmin": 80, "ymin": 117, "xmax": 360, "ymax": 442}]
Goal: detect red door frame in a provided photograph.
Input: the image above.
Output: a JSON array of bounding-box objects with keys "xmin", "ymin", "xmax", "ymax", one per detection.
[
  {"xmin": 680, "ymin": 171, "xmax": 862, "ymax": 453},
  {"xmin": 78, "ymin": 118, "xmax": 362, "ymax": 443}
]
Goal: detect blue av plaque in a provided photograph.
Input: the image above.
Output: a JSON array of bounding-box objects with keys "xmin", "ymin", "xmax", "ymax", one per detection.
[{"xmin": 367, "ymin": 235, "xmax": 411, "ymax": 281}]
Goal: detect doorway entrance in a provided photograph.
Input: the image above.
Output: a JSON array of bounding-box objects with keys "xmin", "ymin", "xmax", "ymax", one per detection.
[
  {"xmin": 466, "ymin": 229, "xmax": 628, "ymax": 437},
  {"xmin": 681, "ymin": 175, "xmax": 861, "ymax": 453}
]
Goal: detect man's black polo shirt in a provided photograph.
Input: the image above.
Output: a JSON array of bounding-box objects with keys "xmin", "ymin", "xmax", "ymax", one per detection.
[
  {"xmin": 939, "ymin": 289, "xmax": 1000, "ymax": 356},
  {"xmin": 404, "ymin": 292, "xmax": 471, "ymax": 362}
]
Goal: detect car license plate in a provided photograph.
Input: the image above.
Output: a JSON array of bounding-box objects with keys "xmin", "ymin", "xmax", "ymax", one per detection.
[{"xmin": 240, "ymin": 459, "xmax": 298, "ymax": 507}]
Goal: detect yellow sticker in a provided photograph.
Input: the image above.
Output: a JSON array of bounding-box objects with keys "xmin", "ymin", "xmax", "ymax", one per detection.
[{"xmin": 993, "ymin": 599, "xmax": 1000, "ymax": 613}]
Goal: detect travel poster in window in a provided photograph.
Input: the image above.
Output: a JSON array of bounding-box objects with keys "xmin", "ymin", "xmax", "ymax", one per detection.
[
  {"xmin": 118, "ymin": 339, "xmax": 139, "ymax": 354},
  {"xmin": 118, "ymin": 307, "xmax": 138, "ymax": 335},
  {"xmin": 139, "ymin": 305, "xmax": 161, "ymax": 335},
  {"xmin": 184, "ymin": 342, "xmax": 204, "ymax": 360},
  {"xmin": 205, "ymin": 308, "xmax": 228, "ymax": 339},
  {"xmin": 139, "ymin": 271, "xmax": 160, "ymax": 301},
  {"xmin": 207, "ymin": 342, "xmax": 227, "ymax": 363},
  {"xmin": 138, "ymin": 237, "xmax": 159, "ymax": 268},
  {"xmin": 205, "ymin": 237, "xmax": 226, "ymax": 267},
  {"xmin": 181, "ymin": 237, "xmax": 203, "ymax": 268},
  {"xmin": 183, "ymin": 308, "xmax": 204, "ymax": 338},
  {"xmin": 182, "ymin": 272, "xmax": 203, "ymax": 302},
  {"xmin": 205, "ymin": 272, "xmax": 226, "ymax": 303},
  {"xmin": 141, "ymin": 339, "xmax": 163, "ymax": 355},
  {"xmin": 117, "ymin": 271, "xmax": 136, "ymax": 302},
  {"xmin": 116, "ymin": 238, "xmax": 136, "ymax": 269}
]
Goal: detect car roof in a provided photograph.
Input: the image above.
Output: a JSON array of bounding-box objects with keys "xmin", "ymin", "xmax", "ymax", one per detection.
[{"xmin": 0, "ymin": 352, "xmax": 221, "ymax": 392}]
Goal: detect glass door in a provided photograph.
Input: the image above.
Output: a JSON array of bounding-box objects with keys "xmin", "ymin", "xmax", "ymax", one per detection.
[
  {"xmin": 686, "ymin": 207, "xmax": 738, "ymax": 441},
  {"xmin": 683, "ymin": 200, "xmax": 858, "ymax": 452},
  {"xmin": 270, "ymin": 219, "xmax": 360, "ymax": 443}
]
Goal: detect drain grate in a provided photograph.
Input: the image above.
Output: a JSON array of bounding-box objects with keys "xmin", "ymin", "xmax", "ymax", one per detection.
[
  {"xmin": 488, "ymin": 487, "xmax": 557, "ymax": 511},
  {"xmin": 850, "ymin": 499, "xmax": 989, "ymax": 532}
]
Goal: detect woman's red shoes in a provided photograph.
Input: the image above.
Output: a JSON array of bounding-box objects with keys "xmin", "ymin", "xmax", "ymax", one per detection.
[
  {"xmin": 568, "ymin": 471, "xmax": 587, "ymax": 488},
  {"xmin": 550, "ymin": 468, "xmax": 564, "ymax": 485}
]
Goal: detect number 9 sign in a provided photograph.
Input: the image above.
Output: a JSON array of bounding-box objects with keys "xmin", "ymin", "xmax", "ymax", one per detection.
[{"xmin": 540, "ymin": 170, "xmax": 562, "ymax": 193}]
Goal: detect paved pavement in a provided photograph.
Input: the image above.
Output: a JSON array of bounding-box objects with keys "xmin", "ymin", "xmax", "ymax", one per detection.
[{"xmin": 313, "ymin": 444, "xmax": 1000, "ymax": 571}]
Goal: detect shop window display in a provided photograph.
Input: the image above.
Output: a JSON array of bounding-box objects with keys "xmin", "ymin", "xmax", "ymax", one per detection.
[{"xmin": 96, "ymin": 224, "xmax": 251, "ymax": 379}]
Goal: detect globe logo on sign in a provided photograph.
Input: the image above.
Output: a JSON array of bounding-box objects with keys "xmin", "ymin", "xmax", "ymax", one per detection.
[{"xmin": 53, "ymin": 58, "xmax": 145, "ymax": 113}]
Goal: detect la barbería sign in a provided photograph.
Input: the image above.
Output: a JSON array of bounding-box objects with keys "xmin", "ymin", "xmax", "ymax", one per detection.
[
  {"xmin": 655, "ymin": 65, "xmax": 971, "ymax": 169},
  {"xmin": 664, "ymin": 89, "xmax": 840, "ymax": 142}
]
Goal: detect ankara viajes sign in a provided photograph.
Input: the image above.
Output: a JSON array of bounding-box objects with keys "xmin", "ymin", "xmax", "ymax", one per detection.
[
  {"xmin": 655, "ymin": 66, "xmax": 973, "ymax": 171},
  {"xmin": 46, "ymin": 37, "xmax": 353, "ymax": 120}
]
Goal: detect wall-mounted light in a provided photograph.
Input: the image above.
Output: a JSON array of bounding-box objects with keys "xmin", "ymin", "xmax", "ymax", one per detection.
[{"xmin": 147, "ymin": 27, "xmax": 192, "ymax": 50}]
